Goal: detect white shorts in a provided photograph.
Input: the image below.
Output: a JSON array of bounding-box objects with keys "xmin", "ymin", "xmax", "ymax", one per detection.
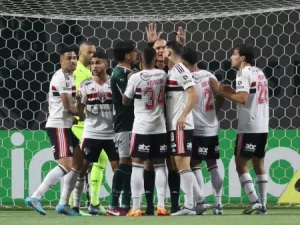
[{"xmin": 115, "ymin": 131, "xmax": 132, "ymax": 158}]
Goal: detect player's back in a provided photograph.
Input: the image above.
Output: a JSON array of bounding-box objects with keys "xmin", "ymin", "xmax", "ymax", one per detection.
[
  {"xmin": 130, "ymin": 69, "xmax": 167, "ymax": 134},
  {"xmin": 46, "ymin": 69, "xmax": 76, "ymax": 128},
  {"xmin": 111, "ymin": 65, "xmax": 134, "ymax": 133},
  {"xmin": 236, "ymin": 66, "xmax": 269, "ymax": 133},
  {"xmin": 192, "ymin": 70, "xmax": 219, "ymax": 136}
]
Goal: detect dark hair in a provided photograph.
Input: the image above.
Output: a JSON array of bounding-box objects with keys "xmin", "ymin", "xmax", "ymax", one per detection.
[
  {"xmin": 166, "ymin": 40, "xmax": 183, "ymax": 56},
  {"xmin": 234, "ymin": 44, "xmax": 255, "ymax": 64},
  {"xmin": 181, "ymin": 47, "xmax": 198, "ymax": 65},
  {"xmin": 142, "ymin": 46, "xmax": 156, "ymax": 66},
  {"xmin": 113, "ymin": 40, "xmax": 135, "ymax": 61},
  {"xmin": 92, "ymin": 51, "xmax": 109, "ymax": 61},
  {"xmin": 58, "ymin": 45, "xmax": 77, "ymax": 56}
]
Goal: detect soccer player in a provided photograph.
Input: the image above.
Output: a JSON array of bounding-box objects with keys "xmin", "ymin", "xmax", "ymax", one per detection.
[
  {"xmin": 25, "ymin": 46, "xmax": 82, "ymax": 216},
  {"xmin": 73, "ymin": 51, "xmax": 119, "ymax": 215},
  {"xmin": 209, "ymin": 44, "xmax": 269, "ymax": 214},
  {"xmin": 106, "ymin": 40, "xmax": 138, "ymax": 216},
  {"xmin": 143, "ymin": 23, "xmax": 185, "ymax": 214},
  {"xmin": 163, "ymin": 40, "xmax": 199, "ymax": 216},
  {"xmin": 123, "ymin": 46, "xmax": 169, "ymax": 216},
  {"xmin": 181, "ymin": 47, "xmax": 224, "ymax": 215}
]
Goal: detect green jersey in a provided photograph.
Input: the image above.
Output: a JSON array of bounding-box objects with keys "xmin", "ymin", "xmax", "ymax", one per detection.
[{"xmin": 111, "ymin": 65, "xmax": 134, "ymax": 133}]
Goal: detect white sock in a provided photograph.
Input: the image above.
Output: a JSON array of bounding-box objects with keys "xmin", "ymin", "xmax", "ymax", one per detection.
[
  {"xmin": 73, "ymin": 177, "xmax": 85, "ymax": 208},
  {"xmin": 179, "ymin": 169, "xmax": 194, "ymax": 209},
  {"xmin": 256, "ymin": 174, "xmax": 268, "ymax": 207},
  {"xmin": 154, "ymin": 164, "xmax": 167, "ymax": 208},
  {"xmin": 192, "ymin": 173, "xmax": 205, "ymax": 204},
  {"xmin": 239, "ymin": 173, "xmax": 258, "ymax": 203},
  {"xmin": 208, "ymin": 166, "xmax": 223, "ymax": 206},
  {"xmin": 31, "ymin": 165, "xmax": 68, "ymax": 199},
  {"xmin": 131, "ymin": 163, "xmax": 144, "ymax": 211},
  {"xmin": 59, "ymin": 169, "xmax": 80, "ymax": 205},
  {"xmin": 192, "ymin": 167, "xmax": 204, "ymax": 191}
]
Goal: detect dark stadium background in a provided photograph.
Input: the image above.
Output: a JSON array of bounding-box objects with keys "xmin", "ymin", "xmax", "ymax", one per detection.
[{"xmin": 0, "ymin": 10, "xmax": 299, "ymax": 130}]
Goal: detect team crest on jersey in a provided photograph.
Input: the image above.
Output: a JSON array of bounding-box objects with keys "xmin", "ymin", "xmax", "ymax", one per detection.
[
  {"xmin": 193, "ymin": 74, "xmax": 201, "ymax": 83},
  {"xmin": 98, "ymin": 92, "xmax": 107, "ymax": 103}
]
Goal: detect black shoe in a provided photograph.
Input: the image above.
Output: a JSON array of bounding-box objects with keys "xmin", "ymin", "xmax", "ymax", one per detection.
[
  {"xmin": 171, "ymin": 206, "xmax": 181, "ymax": 214},
  {"xmin": 143, "ymin": 208, "xmax": 155, "ymax": 216},
  {"xmin": 72, "ymin": 207, "xmax": 80, "ymax": 214}
]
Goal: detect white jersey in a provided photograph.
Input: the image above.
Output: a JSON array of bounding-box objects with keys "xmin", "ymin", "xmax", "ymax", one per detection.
[
  {"xmin": 165, "ymin": 63, "xmax": 195, "ymax": 131},
  {"xmin": 46, "ymin": 69, "xmax": 76, "ymax": 128},
  {"xmin": 192, "ymin": 70, "xmax": 219, "ymax": 136},
  {"xmin": 236, "ymin": 66, "xmax": 269, "ymax": 133},
  {"xmin": 80, "ymin": 77, "xmax": 114, "ymax": 140},
  {"xmin": 124, "ymin": 69, "xmax": 167, "ymax": 134}
]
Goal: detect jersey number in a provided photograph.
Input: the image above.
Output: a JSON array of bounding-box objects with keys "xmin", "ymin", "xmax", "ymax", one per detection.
[
  {"xmin": 145, "ymin": 86, "xmax": 164, "ymax": 110},
  {"xmin": 257, "ymin": 81, "xmax": 268, "ymax": 104},
  {"xmin": 204, "ymin": 88, "xmax": 214, "ymax": 111}
]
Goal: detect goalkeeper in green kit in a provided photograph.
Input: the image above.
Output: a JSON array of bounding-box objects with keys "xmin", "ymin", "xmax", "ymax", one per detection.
[{"xmin": 69, "ymin": 42, "xmax": 108, "ymax": 215}]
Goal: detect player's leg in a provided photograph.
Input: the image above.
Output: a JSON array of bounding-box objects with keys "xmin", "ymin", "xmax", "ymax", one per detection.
[
  {"xmin": 166, "ymin": 157, "xmax": 181, "ymax": 213},
  {"xmin": 151, "ymin": 133, "xmax": 169, "ymax": 216},
  {"xmin": 56, "ymin": 129, "xmax": 83, "ymax": 216},
  {"xmin": 107, "ymin": 132, "xmax": 132, "ymax": 216},
  {"xmin": 205, "ymin": 135, "xmax": 222, "ymax": 214},
  {"xmin": 143, "ymin": 159, "xmax": 155, "ymax": 215},
  {"xmin": 170, "ymin": 130, "xmax": 196, "ymax": 216},
  {"xmin": 25, "ymin": 128, "xmax": 74, "ymax": 215},
  {"xmin": 89, "ymin": 151, "xmax": 109, "ymax": 215},
  {"xmin": 126, "ymin": 133, "xmax": 148, "ymax": 216},
  {"xmin": 235, "ymin": 133, "xmax": 261, "ymax": 214},
  {"xmin": 252, "ymin": 133, "xmax": 268, "ymax": 214}
]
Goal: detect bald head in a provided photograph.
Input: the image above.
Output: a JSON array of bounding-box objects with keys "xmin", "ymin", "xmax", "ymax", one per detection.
[{"xmin": 79, "ymin": 41, "xmax": 96, "ymax": 67}]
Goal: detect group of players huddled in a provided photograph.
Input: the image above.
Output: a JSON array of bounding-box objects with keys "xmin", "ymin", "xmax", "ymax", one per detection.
[{"xmin": 25, "ymin": 23, "xmax": 269, "ymax": 216}]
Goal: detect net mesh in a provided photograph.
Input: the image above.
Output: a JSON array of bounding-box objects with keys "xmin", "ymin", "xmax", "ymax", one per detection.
[{"xmin": 0, "ymin": 0, "xmax": 300, "ymax": 208}]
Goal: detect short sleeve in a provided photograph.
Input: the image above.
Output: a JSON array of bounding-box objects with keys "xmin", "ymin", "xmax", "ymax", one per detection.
[
  {"xmin": 236, "ymin": 72, "xmax": 250, "ymax": 93},
  {"xmin": 124, "ymin": 75, "xmax": 136, "ymax": 99},
  {"xmin": 79, "ymin": 84, "xmax": 87, "ymax": 105},
  {"xmin": 54, "ymin": 72, "xmax": 73, "ymax": 94},
  {"xmin": 177, "ymin": 72, "xmax": 195, "ymax": 90}
]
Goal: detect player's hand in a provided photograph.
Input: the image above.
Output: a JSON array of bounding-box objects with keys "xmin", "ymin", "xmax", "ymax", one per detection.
[
  {"xmin": 73, "ymin": 117, "xmax": 79, "ymax": 125},
  {"xmin": 209, "ymin": 78, "xmax": 221, "ymax": 93},
  {"xmin": 176, "ymin": 114, "xmax": 186, "ymax": 130},
  {"xmin": 146, "ymin": 23, "xmax": 163, "ymax": 44},
  {"xmin": 76, "ymin": 91, "xmax": 81, "ymax": 102},
  {"xmin": 221, "ymin": 85, "xmax": 236, "ymax": 94},
  {"xmin": 175, "ymin": 26, "xmax": 186, "ymax": 46}
]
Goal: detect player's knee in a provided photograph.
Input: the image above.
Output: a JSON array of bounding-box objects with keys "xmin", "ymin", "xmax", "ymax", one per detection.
[
  {"xmin": 58, "ymin": 157, "xmax": 73, "ymax": 172},
  {"xmin": 190, "ymin": 159, "xmax": 201, "ymax": 168},
  {"xmin": 252, "ymin": 157, "xmax": 265, "ymax": 175},
  {"xmin": 144, "ymin": 159, "xmax": 154, "ymax": 171},
  {"xmin": 206, "ymin": 159, "xmax": 217, "ymax": 168},
  {"xmin": 110, "ymin": 161, "xmax": 119, "ymax": 173},
  {"xmin": 173, "ymin": 156, "xmax": 190, "ymax": 171},
  {"xmin": 166, "ymin": 157, "xmax": 177, "ymax": 171},
  {"xmin": 131, "ymin": 157, "xmax": 143, "ymax": 164},
  {"xmin": 119, "ymin": 156, "xmax": 132, "ymax": 165}
]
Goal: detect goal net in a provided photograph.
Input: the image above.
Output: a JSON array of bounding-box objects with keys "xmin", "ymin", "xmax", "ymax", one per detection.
[{"xmin": 1, "ymin": 0, "xmax": 300, "ymax": 208}]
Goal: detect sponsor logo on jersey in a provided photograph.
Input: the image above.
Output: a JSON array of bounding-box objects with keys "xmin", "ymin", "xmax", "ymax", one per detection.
[
  {"xmin": 215, "ymin": 145, "xmax": 219, "ymax": 152},
  {"xmin": 160, "ymin": 145, "xmax": 168, "ymax": 152},
  {"xmin": 198, "ymin": 147, "xmax": 208, "ymax": 155},
  {"xmin": 91, "ymin": 105, "xmax": 99, "ymax": 115},
  {"xmin": 245, "ymin": 143, "xmax": 256, "ymax": 152},
  {"xmin": 138, "ymin": 144, "xmax": 150, "ymax": 152},
  {"xmin": 171, "ymin": 143, "xmax": 176, "ymax": 148}
]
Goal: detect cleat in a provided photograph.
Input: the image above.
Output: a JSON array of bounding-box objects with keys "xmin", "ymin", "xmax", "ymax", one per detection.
[
  {"xmin": 55, "ymin": 204, "xmax": 81, "ymax": 216},
  {"xmin": 256, "ymin": 206, "xmax": 267, "ymax": 215},
  {"xmin": 25, "ymin": 197, "xmax": 46, "ymax": 215},
  {"xmin": 213, "ymin": 204, "xmax": 223, "ymax": 215},
  {"xmin": 157, "ymin": 207, "xmax": 170, "ymax": 216},
  {"xmin": 195, "ymin": 200, "xmax": 210, "ymax": 215},
  {"xmin": 98, "ymin": 205, "xmax": 106, "ymax": 215},
  {"xmin": 126, "ymin": 209, "xmax": 142, "ymax": 217},
  {"xmin": 88, "ymin": 204, "xmax": 99, "ymax": 215},
  {"xmin": 171, "ymin": 206, "xmax": 181, "ymax": 214},
  {"xmin": 171, "ymin": 206, "xmax": 196, "ymax": 216},
  {"xmin": 143, "ymin": 207, "xmax": 155, "ymax": 216},
  {"xmin": 243, "ymin": 200, "xmax": 262, "ymax": 215},
  {"xmin": 119, "ymin": 207, "xmax": 130, "ymax": 216},
  {"xmin": 106, "ymin": 207, "xmax": 121, "ymax": 216}
]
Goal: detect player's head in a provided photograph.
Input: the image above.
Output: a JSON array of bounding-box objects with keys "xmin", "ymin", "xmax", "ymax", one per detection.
[
  {"xmin": 59, "ymin": 46, "xmax": 77, "ymax": 73},
  {"xmin": 153, "ymin": 38, "xmax": 167, "ymax": 63},
  {"xmin": 79, "ymin": 41, "xmax": 96, "ymax": 66},
  {"xmin": 113, "ymin": 40, "xmax": 138, "ymax": 65},
  {"xmin": 142, "ymin": 46, "xmax": 157, "ymax": 69},
  {"xmin": 163, "ymin": 40, "xmax": 183, "ymax": 64},
  {"xmin": 230, "ymin": 44, "xmax": 255, "ymax": 69},
  {"xmin": 181, "ymin": 47, "xmax": 198, "ymax": 70},
  {"xmin": 91, "ymin": 51, "xmax": 109, "ymax": 77}
]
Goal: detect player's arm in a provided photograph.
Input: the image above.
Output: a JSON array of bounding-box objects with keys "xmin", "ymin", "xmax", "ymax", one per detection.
[
  {"xmin": 209, "ymin": 76, "xmax": 249, "ymax": 105},
  {"xmin": 122, "ymin": 75, "xmax": 135, "ymax": 106},
  {"xmin": 215, "ymin": 94, "xmax": 225, "ymax": 113},
  {"xmin": 76, "ymin": 84, "xmax": 87, "ymax": 121}
]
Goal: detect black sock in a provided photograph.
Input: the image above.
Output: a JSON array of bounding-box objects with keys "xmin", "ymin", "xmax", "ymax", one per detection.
[
  {"xmin": 144, "ymin": 169, "xmax": 155, "ymax": 210},
  {"xmin": 168, "ymin": 170, "xmax": 180, "ymax": 209}
]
